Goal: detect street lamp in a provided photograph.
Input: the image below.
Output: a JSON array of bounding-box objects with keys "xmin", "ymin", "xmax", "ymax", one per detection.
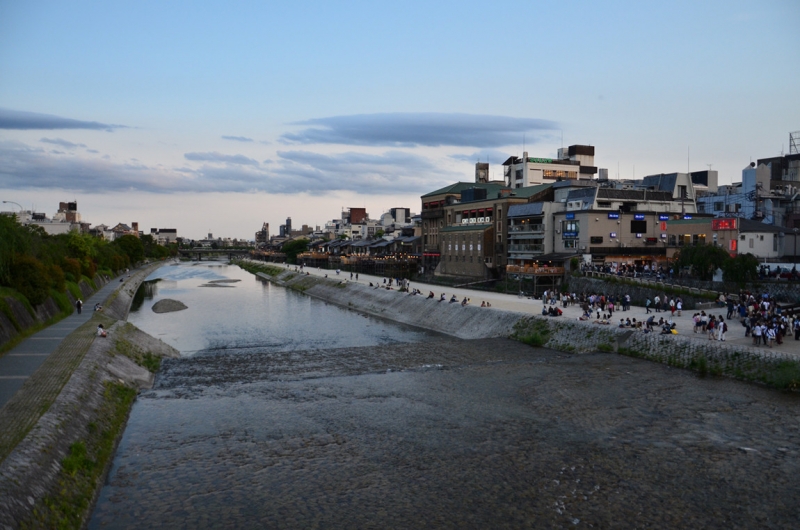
[{"xmin": 2, "ymin": 201, "xmax": 23, "ymax": 220}]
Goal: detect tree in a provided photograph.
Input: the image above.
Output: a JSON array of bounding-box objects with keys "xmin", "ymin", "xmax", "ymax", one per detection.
[
  {"xmin": 723, "ymin": 253, "xmax": 759, "ymax": 286},
  {"xmin": 113, "ymin": 235, "xmax": 145, "ymax": 265},
  {"xmin": 282, "ymin": 239, "xmax": 309, "ymax": 264},
  {"xmin": 675, "ymin": 245, "xmax": 730, "ymax": 281},
  {"xmin": 374, "ymin": 229, "xmax": 385, "ymax": 239}
]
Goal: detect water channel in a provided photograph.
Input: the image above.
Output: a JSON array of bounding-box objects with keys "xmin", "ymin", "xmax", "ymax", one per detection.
[{"xmin": 88, "ymin": 262, "xmax": 800, "ymax": 528}]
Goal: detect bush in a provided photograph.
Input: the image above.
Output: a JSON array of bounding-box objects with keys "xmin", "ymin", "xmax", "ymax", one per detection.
[
  {"xmin": 48, "ymin": 264, "xmax": 66, "ymax": 292},
  {"xmin": 9, "ymin": 254, "xmax": 51, "ymax": 306},
  {"xmin": 62, "ymin": 258, "xmax": 82, "ymax": 282}
]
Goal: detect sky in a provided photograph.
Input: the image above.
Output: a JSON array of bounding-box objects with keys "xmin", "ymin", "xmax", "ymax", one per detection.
[{"xmin": 1, "ymin": 0, "xmax": 798, "ymax": 241}]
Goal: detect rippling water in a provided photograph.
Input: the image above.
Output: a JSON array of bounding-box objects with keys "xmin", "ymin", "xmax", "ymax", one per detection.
[{"xmin": 126, "ymin": 262, "xmax": 436, "ymax": 356}]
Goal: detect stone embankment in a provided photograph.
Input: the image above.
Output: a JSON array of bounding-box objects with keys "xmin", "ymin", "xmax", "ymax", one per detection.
[
  {"xmin": 263, "ymin": 269, "xmax": 800, "ymax": 391},
  {"xmin": 0, "ymin": 276, "xmax": 110, "ymax": 351},
  {"xmin": 0, "ymin": 262, "xmax": 179, "ymax": 528}
]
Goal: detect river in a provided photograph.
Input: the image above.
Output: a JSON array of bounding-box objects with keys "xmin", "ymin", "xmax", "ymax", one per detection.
[{"xmin": 88, "ymin": 262, "xmax": 800, "ymax": 528}]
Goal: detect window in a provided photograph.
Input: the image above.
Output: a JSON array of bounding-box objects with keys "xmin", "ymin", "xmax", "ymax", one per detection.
[
  {"xmin": 697, "ymin": 203, "xmax": 706, "ymax": 212},
  {"xmin": 564, "ymin": 239, "xmax": 578, "ymax": 249},
  {"xmin": 678, "ymin": 185, "xmax": 688, "ymax": 199},
  {"xmin": 713, "ymin": 202, "xmax": 724, "ymax": 211},
  {"xmin": 773, "ymin": 234, "xmax": 778, "ymax": 251},
  {"xmin": 749, "ymin": 238, "xmax": 754, "ymax": 248},
  {"xmin": 597, "ymin": 201, "xmax": 612, "ymax": 208},
  {"xmin": 630, "ymin": 220, "xmax": 647, "ymax": 233},
  {"xmin": 590, "ymin": 236, "xmax": 603, "ymax": 244}
]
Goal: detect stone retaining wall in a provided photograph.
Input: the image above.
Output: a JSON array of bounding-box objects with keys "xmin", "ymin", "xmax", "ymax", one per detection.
[{"xmin": 265, "ymin": 270, "xmax": 799, "ymax": 390}]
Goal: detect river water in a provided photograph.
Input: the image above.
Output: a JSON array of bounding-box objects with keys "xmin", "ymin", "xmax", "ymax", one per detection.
[{"xmin": 88, "ymin": 263, "xmax": 800, "ymax": 528}]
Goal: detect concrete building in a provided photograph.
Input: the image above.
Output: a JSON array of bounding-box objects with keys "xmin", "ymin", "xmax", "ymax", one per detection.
[
  {"xmin": 502, "ymin": 145, "xmax": 598, "ymax": 188},
  {"xmin": 666, "ymin": 217, "xmax": 788, "ymax": 260},
  {"xmin": 435, "ymin": 184, "xmax": 553, "ymax": 279},
  {"xmin": 149, "ymin": 228, "xmax": 178, "ymax": 245},
  {"xmin": 255, "ymin": 222, "xmax": 269, "ymax": 246}
]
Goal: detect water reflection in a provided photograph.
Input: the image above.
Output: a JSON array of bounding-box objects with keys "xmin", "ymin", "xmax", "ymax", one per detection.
[{"xmin": 127, "ymin": 262, "xmax": 436, "ymax": 356}]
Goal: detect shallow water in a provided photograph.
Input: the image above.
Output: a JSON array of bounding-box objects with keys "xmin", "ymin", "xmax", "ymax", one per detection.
[{"xmin": 126, "ymin": 262, "xmax": 436, "ymax": 356}]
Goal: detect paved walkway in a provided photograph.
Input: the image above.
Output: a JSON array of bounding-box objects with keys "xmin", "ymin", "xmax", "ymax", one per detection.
[
  {"xmin": 0, "ymin": 275, "xmax": 127, "ymax": 409},
  {"xmin": 273, "ymin": 263, "xmax": 800, "ymax": 357}
]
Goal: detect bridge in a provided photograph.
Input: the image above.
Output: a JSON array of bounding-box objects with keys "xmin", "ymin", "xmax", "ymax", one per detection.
[{"xmin": 177, "ymin": 248, "xmax": 251, "ymax": 261}]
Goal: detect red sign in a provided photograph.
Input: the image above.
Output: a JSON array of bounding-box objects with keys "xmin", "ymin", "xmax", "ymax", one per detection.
[
  {"xmin": 660, "ymin": 221, "xmax": 667, "ymax": 231},
  {"xmin": 729, "ymin": 239, "xmax": 737, "ymax": 252},
  {"xmin": 712, "ymin": 218, "xmax": 737, "ymax": 231}
]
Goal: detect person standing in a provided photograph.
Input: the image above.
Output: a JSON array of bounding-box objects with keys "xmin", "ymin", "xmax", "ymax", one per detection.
[
  {"xmin": 646, "ymin": 298, "xmax": 652, "ymax": 314},
  {"xmin": 794, "ymin": 317, "xmax": 800, "ymax": 340},
  {"xmin": 76, "ymin": 299, "xmax": 83, "ymax": 315},
  {"xmin": 654, "ymin": 295, "xmax": 660, "ymax": 312},
  {"xmin": 718, "ymin": 317, "xmax": 726, "ymax": 341},
  {"xmin": 676, "ymin": 299, "xmax": 682, "ymax": 317}
]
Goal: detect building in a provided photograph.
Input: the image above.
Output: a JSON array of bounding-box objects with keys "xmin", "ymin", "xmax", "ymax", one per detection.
[
  {"xmin": 149, "ymin": 228, "xmax": 178, "ymax": 245},
  {"xmin": 420, "ymin": 182, "xmax": 509, "ymax": 273},
  {"xmin": 436, "ymin": 184, "xmax": 553, "ymax": 279},
  {"xmin": 666, "ymin": 217, "xmax": 788, "ymax": 260},
  {"xmin": 255, "ymin": 223, "xmax": 269, "ymax": 246},
  {"xmin": 502, "ymin": 145, "xmax": 598, "ymax": 188}
]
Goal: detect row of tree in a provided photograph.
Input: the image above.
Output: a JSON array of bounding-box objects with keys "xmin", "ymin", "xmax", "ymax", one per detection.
[
  {"xmin": 0, "ymin": 215, "xmax": 176, "ymax": 306},
  {"xmin": 674, "ymin": 245, "xmax": 760, "ymax": 284}
]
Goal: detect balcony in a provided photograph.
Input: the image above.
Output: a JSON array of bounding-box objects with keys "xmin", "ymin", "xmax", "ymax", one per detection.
[
  {"xmin": 508, "ymin": 243, "xmax": 545, "ymax": 253},
  {"xmin": 421, "ymin": 209, "xmax": 444, "ymax": 220},
  {"xmin": 506, "ymin": 265, "xmax": 564, "ymax": 276},
  {"xmin": 509, "ymin": 224, "xmax": 544, "ymax": 233}
]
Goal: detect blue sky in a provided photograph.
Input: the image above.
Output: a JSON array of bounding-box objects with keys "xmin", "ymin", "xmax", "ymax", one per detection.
[{"xmin": 1, "ymin": 0, "xmax": 798, "ymax": 240}]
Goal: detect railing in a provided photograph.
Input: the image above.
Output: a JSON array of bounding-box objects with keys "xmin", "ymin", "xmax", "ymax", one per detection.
[
  {"xmin": 509, "ymin": 224, "xmax": 544, "ymax": 233},
  {"xmin": 508, "ymin": 244, "xmax": 545, "ymax": 253},
  {"xmin": 506, "ymin": 265, "xmax": 565, "ymax": 276}
]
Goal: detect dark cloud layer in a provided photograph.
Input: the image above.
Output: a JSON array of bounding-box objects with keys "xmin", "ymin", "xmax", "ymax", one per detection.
[
  {"xmin": 0, "ymin": 108, "xmax": 125, "ymax": 131},
  {"xmin": 281, "ymin": 112, "xmax": 558, "ymax": 148},
  {"xmin": 221, "ymin": 135, "xmax": 254, "ymax": 142},
  {"xmin": 40, "ymin": 137, "xmax": 87, "ymax": 149},
  {"xmin": 184, "ymin": 152, "xmax": 260, "ymax": 166},
  {"xmin": 448, "ymin": 148, "xmax": 515, "ymax": 164}
]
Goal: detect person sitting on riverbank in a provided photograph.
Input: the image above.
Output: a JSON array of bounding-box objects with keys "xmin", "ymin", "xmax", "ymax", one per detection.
[
  {"xmin": 428, "ymin": 291, "xmax": 435, "ymax": 299},
  {"xmin": 461, "ymin": 297, "xmax": 469, "ymax": 306},
  {"xmin": 449, "ymin": 295, "xmax": 458, "ymax": 303},
  {"xmin": 439, "ymin": 293, "xmax": 446, "ymax": 302},
  {"xmin": 94, "ymin": 303, "xmax": 103, "ymax": 312},
  {"xmin": 97, "ymin": 324, "xmax": 107, "ymax": 338}
]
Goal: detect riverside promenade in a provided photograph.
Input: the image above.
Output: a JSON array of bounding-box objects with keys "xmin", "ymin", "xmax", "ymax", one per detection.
[
  {"xmin": 271, "ymin": 263, "xmax": 800, "ymax": 358},
  {"xmin": 0, "ymin": 276, "xmax": 123, "ymax": 408}
]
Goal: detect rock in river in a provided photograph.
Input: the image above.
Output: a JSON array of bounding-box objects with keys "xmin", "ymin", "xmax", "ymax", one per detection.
[{"xmin": 152, "ymin": 299, "xmax": 188, "ymax": 313}]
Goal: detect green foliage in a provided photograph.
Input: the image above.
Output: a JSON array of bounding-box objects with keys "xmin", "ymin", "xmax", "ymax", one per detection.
[
  {"xmin": 66, "ymin": 281, "xmax": 83, "ymax": 301},
  {"xmin": 723, "ymin": 253, "xmax": 760, "ymax": 286},
  {"xmin": 597, "ymin": 343, "xmax": 614, "ymax": 352},
  {"xmin": 9, "ymin": 254, "xmax": 50, "ymax": 306},
  {"xmin": 25, "ymin": 381, "xmax": 137, "ymax": 529},
  {"xmin": 113, "ymin": 234, "xmax": 145, "ymax": 265},
  {"xmin": 235, "ymin": 260, "xmax": 284, "ymax": 277},
  {"xmin": 512, "ymin": 318, "xmax": 551, "ymax": 348},
  {"xmin": 48, "ymin": 264, "xmax": 66, "ymax": 292},
  {"xmin": 61, "ymin": 258, "xmax": 82, "ymax": 282},
  {"xmin": 674, "ymin": 245, "xmax": 730, "ymax": 281},
  {"xmin": 0, "ymin": 214, "xmax": 32, "ymax": 284},
  {"xmin": 281, "ymin": 239, "xmax": 309, "ymax": 264}
]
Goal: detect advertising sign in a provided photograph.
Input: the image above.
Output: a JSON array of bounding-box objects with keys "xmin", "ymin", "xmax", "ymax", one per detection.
[
  {"xmin": 634, "ymin": 214, "xmax": 645, "ymax": 221},
  {"xmin": 566, "ymin": 212, "xmax": 575, "ymax": 220},
  {"xmin": 607, "ymin": 212, "xmax": 620, "ymax": 219}
]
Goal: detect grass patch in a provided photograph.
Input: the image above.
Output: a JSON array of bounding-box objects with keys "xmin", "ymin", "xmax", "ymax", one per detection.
[
  {"xmin": 234, "ymin": 260, "xmax": 284, "ymax": 277},
  {"xmin": 765, "ymin": 360, "xmax": 800, "ymax": 391},
  {"xmin": 113, "ymin": 327, "xmax": 162, "ymax": 373},
  {"xmin": 597, "ymin": 343, "xmax": 614, "ymax": 353},
  {"xmin": 66, "ymin": 281, "xmax": 82, "ymax": 301},
  {"xmin": 512, "ymin": 317, "xmax": 551, "ymax": 348},
  {"xmin": 23, "ymin": 381, "xmax": 137, "ymax": 529}
]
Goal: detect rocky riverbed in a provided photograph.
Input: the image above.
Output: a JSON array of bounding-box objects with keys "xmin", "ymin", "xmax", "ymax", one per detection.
[{"xmin": 90, "ymin": 338, "xmax": 800, "ymax": 529}]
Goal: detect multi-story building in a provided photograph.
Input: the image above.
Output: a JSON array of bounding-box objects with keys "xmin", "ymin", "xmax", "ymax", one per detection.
[
  {"xmin": 436, "ymin": 184, "xmax": 553, "ymax": 279},
  {"xmin": 666, "ymin": 217, "xmax": 788, "ymax": 260},
  {"xmin": 502, "ymin": 145, "xmax": 598, "ymax": 188},
  {"xmin": 420, "ymin": 182, "xmax": 508, "ymax": 274},
  {"xmin": 150, "ymin": 228, "xmax": 178, "ymax": 245}
]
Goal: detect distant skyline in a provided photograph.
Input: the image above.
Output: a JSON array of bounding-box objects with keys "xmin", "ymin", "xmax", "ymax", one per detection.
[{"xmin": 1, "ymin": 0, "xmax": 798, "ymax": 240}]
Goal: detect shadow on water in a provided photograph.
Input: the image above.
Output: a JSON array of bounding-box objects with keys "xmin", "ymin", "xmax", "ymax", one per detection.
[{"xmin": 130, "ymin": 279, "xmax": 161, "ymax": 312}]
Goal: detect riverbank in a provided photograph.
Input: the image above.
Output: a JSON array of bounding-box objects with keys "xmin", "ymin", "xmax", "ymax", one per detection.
[
  {"xmin": 0, "ymin": 261, "xmax": 179, "ymax": 528},
  {"xmin": 241, "ymin": 260, "xmax": 800, "ymax": 391}
]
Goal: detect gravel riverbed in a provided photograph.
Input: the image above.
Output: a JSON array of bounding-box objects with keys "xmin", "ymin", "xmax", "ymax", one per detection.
[{"xmin": 90, "ymin": 338, "xmax": 800, "ymax": 529}]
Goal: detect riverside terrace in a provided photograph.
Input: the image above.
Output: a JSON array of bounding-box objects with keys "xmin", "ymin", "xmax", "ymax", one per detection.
[{"xmin": 273, "ymin": 263, "xmax": 800, "ymax": 358}]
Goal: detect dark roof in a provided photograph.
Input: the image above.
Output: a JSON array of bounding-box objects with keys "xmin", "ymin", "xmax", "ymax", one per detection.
[
  {"xmin": 508, "ymin": 202, "xmax": 544, "ymax": 218},
  {"xmin": 596, "ymin": 188, "xmax": 674, "ymax": 201},
  {"xmin": 566, "ymin": 187, "xmax": 597, "ymax": 202},
  {"xmin": 738, "ymin": 219, "xmax": 786, "ymax": 234},
  {"xmin": 640, "ymin": 173, "xmax": 677, "ymax": 193},
  {"xmin": 422, "ymin": 182, "xmax": 508, "ymax": 199}
]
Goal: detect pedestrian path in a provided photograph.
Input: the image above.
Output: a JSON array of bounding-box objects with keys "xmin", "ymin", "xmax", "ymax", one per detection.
[
  {"xmin": 268, "ymin": 262, "xmax": 800, "ymax": 358},
  {"xmin": 0, "ymin": 275, "xmax": 126, "ymax": 408}
]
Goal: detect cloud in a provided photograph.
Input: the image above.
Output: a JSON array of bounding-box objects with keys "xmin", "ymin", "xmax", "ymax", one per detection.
[
  {"xmin": 40, "ymin": 137, "xmax": 87, "ymax": 149},
  {"xmin": 272, "ymin": 150, "xmax": 453, "ymax": 194},
  {"xmin": 0, "ymin": 108, "xmax": 125, "ymax": 131},
  {"xmin": 448, "ymin": 149, "xmax": 514, "ymax": 164},
  {"xmin": 0, "ymin": 140, "xmax": 455, "ymax": 195},
  {"xmin": 221, "ymin": 135, "xmax": 254, "ymax": 142},
  {"xmin": 184, "ymin": 151, "xmax": 260, "ymax": 166},
  {"xmin": 86, "ymin": 149, "xmax": 99, "ymax": 154},
  {"xmin": 280, "ymin": 112, "xmax": 558, "ymax": 148}
]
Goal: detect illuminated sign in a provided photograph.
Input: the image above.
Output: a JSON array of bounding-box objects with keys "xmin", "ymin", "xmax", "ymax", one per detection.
[
  {"xmin": 661, "ymin": 233, "xmax": 667, "ymax": 239},
  {"xmin": 683, "ymin": 215, "xmax": 693, "ymax": 219},
  {"xmin": 563, "ymin": 231, "xmax": 578, "ymax": 238},
  {"xmin": 634, "ymin": 214, "xmax": 645, "ymax": 221},
  {"xmin": 712, "ymin": 218, "xmax": 738, "ymax": 231},
  {"xmin": 636, "ymin": 233, "xmax": 643, "ymax": 238},
  {"xmin": 527, "ymin": 157, "xmax": 553, "ymax": 164},
  {"xmin": 566, "ymin": 212, "xmax": 575, "ymax": 220},
  {"xmin": 609, "ymin": 232, "xmax": 617, "ymax": 238},
  {"xmin": 607, "ymin": 212, "xmax": 620, "ymax": 219},
  {"xmin": 658, "ymin": 214, "xmax": 670, "ymax": 221},
  {"xmin": 660, "ymin": 221, "xmax": 667, "ymax": 231},
  {"xmin": 729, "ymin": 239, "xmax": 737, "ymax": 252}
]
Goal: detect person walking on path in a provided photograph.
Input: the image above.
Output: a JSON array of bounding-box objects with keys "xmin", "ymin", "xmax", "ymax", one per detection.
[
  {"xmin": 76, "ymin": 299, "xmax": 83, "ymax": 314},
  {"xmin": 795, "ymin": 318, "xmax": 800, "ymax": 340},
  {"xmin": 645, "ymin": 298, "xmax": 652, "ymax": 314},
  {"xmin": 654, "ymin": 296, "xmax": 660, "ymax": 312}
]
